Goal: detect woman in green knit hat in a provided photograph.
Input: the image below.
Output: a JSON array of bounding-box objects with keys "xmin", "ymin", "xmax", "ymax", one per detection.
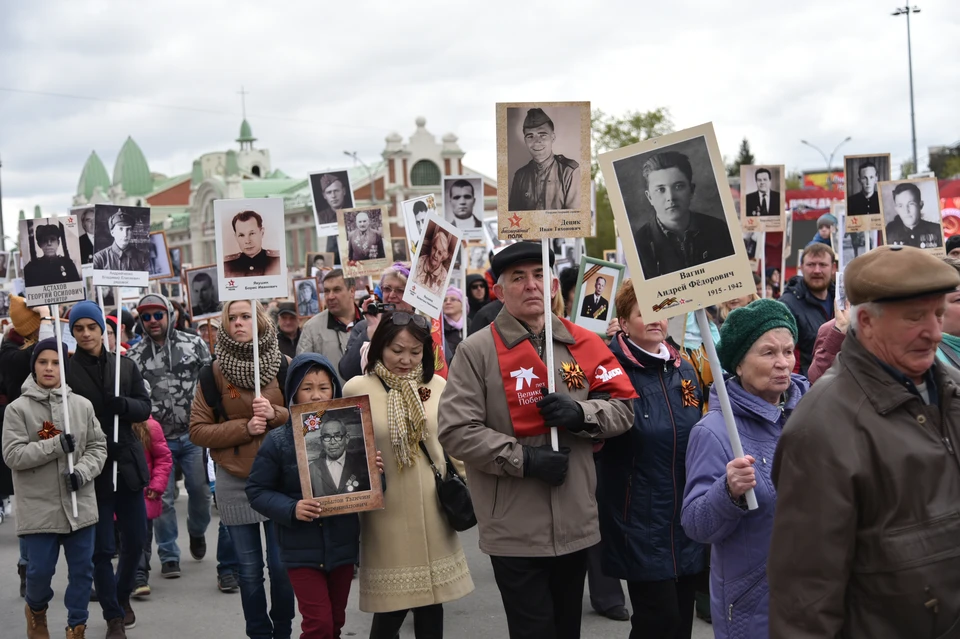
[{"xmin": 680, "ymin": 298, "xmax": 811, "ymax": 639}]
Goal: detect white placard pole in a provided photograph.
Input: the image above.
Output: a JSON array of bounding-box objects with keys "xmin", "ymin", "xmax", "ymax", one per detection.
[
  {"xmin": 251, "ymin": 299, "xmax": 261, "ymax": 398},
  {"xmin": 695, "ymin": 309, "xmax": 758, "ymax": 510},
  {"xmin": 542, "ymin": 239, "xmax": 559, "ymax": 452},
  {"xmin": 760, "ymin": 232, "xmax": 767, "ymax": 298},
  {"xmin": 53, "ymin": 306, "xmax": 79, "ymax": 518},
  {"xmin": 112, "ymin": 286, "xmax": 121, "ymax": 490},
  {"xmin": 780, "ymin": 211, "xmax": 790, "ymax": 295}
]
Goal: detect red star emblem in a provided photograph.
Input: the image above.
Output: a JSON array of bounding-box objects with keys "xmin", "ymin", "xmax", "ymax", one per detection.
[
  {"xmin": 509, "ymin": 213, "xmax": 522, "ymax": 228},
  {"xmin": 228, "ymin": 279, "xmax": 235, "ymax": 286},
  {"xmin": 67, "ymin": 217, "xmax": 74, "ymax": 223}
]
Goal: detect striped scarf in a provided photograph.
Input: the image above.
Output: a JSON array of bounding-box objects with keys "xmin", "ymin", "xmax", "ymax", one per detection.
[{"xmin": 373, "ymin": 361, "xmax": 426, "ymax": 470}]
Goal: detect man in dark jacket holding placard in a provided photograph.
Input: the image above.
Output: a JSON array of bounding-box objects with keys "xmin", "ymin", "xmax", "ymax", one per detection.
[{"xmin": 438, "ymin": 241, "xmax": 636, "ymax": 639}]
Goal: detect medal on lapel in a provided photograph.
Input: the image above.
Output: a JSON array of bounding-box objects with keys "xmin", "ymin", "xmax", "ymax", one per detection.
[
  {"xmin": 560, "ymin": 361, "xmax": 586, "ymax": 390},
  {"xmin": 38, "ymin": 420, "xmax": 62, "ymax": 440}
]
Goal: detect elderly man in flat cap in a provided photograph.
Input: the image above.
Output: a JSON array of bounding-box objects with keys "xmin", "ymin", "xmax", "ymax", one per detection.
[
  {"xmin": 92, "ymin": 209, "xmax": 149, "ymax": 272},
  {"xmin": 314, "ymin": 173, "xmax": 352, "ymax": 225},
  {"xmin": 509, "ymin": 108, "xmax": 581, "ymax": 211},
  {"xmin": 438, "ymin": 241, "xmax": 636, "ymax": 638},
  {"xmin": 24, "ymin": 222, "xmax": 82, "ymax": 287},
  {"xmin": 767, "ymin": 245, "xmax": 960, "ymax": 638}
]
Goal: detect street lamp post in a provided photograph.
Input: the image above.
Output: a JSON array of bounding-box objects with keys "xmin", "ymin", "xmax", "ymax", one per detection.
[
  {"xmin": 800, "ymin": 137, "xmax": 852, "ymax": 190},
  {"xmin": 892, "ymin": 5, "xmax": 920, "ymax": 174},
  {"xmin": 343, "ymin": 151, "xmax": 377, "ymax": 204}
]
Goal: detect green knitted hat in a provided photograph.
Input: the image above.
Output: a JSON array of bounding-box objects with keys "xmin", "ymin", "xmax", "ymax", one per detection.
[{"xmin": 717, "ymin": 298, "xmax": 798, "ymax": 373}]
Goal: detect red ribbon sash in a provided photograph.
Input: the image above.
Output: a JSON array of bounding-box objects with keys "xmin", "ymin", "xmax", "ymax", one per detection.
[
  {"xmin": 431, "ymin": 318, "xmax": 448, "ymax": 380},
  {"xmin": 492, "ymin": 318, "xmax": 637, "ymax": 438}
]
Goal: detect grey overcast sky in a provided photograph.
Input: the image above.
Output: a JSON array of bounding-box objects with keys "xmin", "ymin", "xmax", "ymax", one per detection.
[{"xmin": 1, "ymin": 0, "xmax": 957, "ymax": 241}]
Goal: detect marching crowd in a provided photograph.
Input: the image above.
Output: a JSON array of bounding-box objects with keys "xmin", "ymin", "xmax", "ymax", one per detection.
[{"xmin": 2, "ymin": 236, "xmax": 960, "ymax": 639}]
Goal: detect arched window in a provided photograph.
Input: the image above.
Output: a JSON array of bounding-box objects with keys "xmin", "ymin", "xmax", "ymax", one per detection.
[
  {"xmin": 251, "ymin": 165, "xmax": 261, "ymax": 177},
  {"xmin": 410, "ymin": 160, "xmax": 440, "ymax": 186}
]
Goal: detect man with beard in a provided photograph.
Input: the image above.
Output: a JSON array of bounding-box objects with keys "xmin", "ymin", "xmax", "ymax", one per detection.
[
  {"xmin": 79, "ymin": 207, "xmax": 95, "ymax": 264},
  {"xmin": 509, "ymin": 108, "xmax": 581, "ymax": 211},
  {"xmin": 92, "ymin": 210, "xmax": 149, "ymax": 272},
  {"xmin": 414, "ymin": 226, "xmax": 452, "ymax": 295},
  {"xmin": 446, "ymin": 179, "xmax": 481, "ymax": 230},
  {"xmin": 347, "ymin": 211, "xmax": 385, "ymax": 261},
  {"xmin": 884, "ymin": 182, "xmax": 943, "ymax": 249},
  {"xmin": 778, "ymin": 242, "xmax": 835, "ymax": 375},
  {"xmin": 847, "ymin": 161, "xmax": 881, "ymax": 216},
  {"xmin": 314, "ymin": 173, "xmax": 352, "ymax": 226}
]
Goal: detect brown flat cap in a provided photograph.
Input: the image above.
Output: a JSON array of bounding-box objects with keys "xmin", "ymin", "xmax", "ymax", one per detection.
[{"xmin": 845, "ymin": 245, "xmax": 960, "ymax": 304}]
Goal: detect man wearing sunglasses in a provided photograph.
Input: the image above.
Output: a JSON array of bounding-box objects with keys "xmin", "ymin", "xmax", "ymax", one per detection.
[
  {"xmin": 128, "ymin": 294, "xmax": 213, "ymax": 584},
  {"xmin": 438, "ymin": 241, "xmax": 637, "ymax": 639}
]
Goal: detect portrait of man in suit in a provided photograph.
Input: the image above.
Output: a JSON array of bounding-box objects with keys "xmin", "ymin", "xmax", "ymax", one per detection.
[
  {"xmin": 306, "ymin": 417, "xmax": 370, "ymax": 497},
  {"xmin": 580, "ymin": 275, "xmax": 609, "ymax": 321},
  {"xmin": 847, "ymin": 161, "xmax": 881, "ymax": 216},
  {"xmin": 745, "ymin": 167, "xmax": 781, "ymax": 218}
]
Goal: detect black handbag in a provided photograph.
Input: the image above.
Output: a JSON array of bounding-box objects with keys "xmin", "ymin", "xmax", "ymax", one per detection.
[{"xmin": 418, "ymin": 440, "xmax": 477, "ymax": 532}]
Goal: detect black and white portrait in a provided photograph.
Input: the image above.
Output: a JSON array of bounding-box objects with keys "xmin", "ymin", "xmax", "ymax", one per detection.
[
  {"xmin": 845, "ymin": 154, "xmax": 891, "ymax": 217},
  {"xmin": 148, "ymin": 232, "xmax": 173, "ymax": 280},
  {"xmin": 169, "ymin": 246, "xmax": 183, "ymax": 280},
  {"xmin": 20, "ymin": 216, "xmax": 86, "ymax": 305},
  {"xmin": 505, "ymin": 105, "xmax": 584, "ymax": 212},
  {"xmin": 0, "ymin": 290, "xmax": 10, "ymax": 318},
  {"xmin": 443, "ymin": 176, "xmax": 484, "ymax": 240},
  {"xmin": 467, "ymin": 243, "xmax": 487, "ymax": 270},
  {"xmin": 391, "ymin": 239, "xmax": 409, "ymax": 263},
  {"xmin": 221, "ymin": 209, "xmax": 283, "ymax": 278},
  {"xmin": 842, "ymin": 230, "xmax": 870, "ymax": 264},
  {"xmin": 186, "ymin": 266, "xmax": 221, "ymax": 320},
  {"xmin": 303, "ymin": 408, "xmax": 370, "ymax": 498},
  {"xmin": 75, "ymin": 205, "xmax": 96, "ymax": 265},
  {"xmin": 309, "ymin": 169, "xmax": 354, "ymax": 236},
  {"xmin": 880, "ymin": 178, "xmax": 944, "ymax": 252},
  {"xmin": 306, "ymin": 252, "xmax": 334, "ymax": 277},
  {"xmin": 742, "ymin": 166, "xmax": 783, "ymax": 219},
  {"xmin": 400, "ymin": 194, "xmax": 437, "ymax": 248},
  {"xmin": 92, "ymin": 205, "xmax": 151, "ymax": 284},
  {"xmin": 294, "ymin": 277, "xmax": 320, "ymax": 317},
  {"xmin": 611, "ymin": 137, "xmax": 735, "ymax": 278},
  {"xmin": 344, "ymin": 209, "xmax": 386, "ymax": 262},
  {"xmin": 0, "ymin": 251, "xmax": 9, "ymax": 281}
]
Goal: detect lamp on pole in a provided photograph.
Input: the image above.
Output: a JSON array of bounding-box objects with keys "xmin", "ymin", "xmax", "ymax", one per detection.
[
  {"xmin": 800, "ymin": 137, "xmax": 852, "ymax": 189},
  {"xmin": 343, "ymin": 151, "xmax": 377, "ymax": 204},
  {"xmin": 892, "ymin": 5, "xmax": 920, "ymax": 173}
]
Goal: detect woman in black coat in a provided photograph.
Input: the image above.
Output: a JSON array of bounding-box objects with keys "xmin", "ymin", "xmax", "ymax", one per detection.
[{"xmin": 597, "ymin": 281, "xmax": 707, "ymax": 639}]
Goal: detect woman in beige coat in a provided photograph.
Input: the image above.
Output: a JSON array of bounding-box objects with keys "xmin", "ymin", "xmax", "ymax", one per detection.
[{"xmin": 343, "ymin": 311, "xmax": 473, "ymax": 638}]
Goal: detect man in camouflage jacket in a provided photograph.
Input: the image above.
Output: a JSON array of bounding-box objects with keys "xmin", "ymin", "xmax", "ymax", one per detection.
[{"xmin": 128, "ymin": 293, "xmax": 213, "ymax": 579}]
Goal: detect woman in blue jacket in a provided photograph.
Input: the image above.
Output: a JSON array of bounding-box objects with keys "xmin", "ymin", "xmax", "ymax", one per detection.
[
  {"xmin": 597, "ymin": 280, "xmax": 707, "ymax": 639},
  {"xmin": 246, "ymin": 353, "xmax": 381, "ymax": 639}
]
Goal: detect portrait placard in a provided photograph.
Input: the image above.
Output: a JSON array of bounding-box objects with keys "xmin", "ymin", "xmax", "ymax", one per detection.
[
  {"xmin": 92, "ymin": 204, "xmax": 151, "ymax": 287},
  {"xmin": 740, "ymin": 165, "xmax": 785, "ymax": 232},
  {"xmin": 165, "ymin": 246, "xmax": 183, "ymax": 283},
  {"xmin": 879, "ymin": 177, "xmax": 944, "ymax": 256},
  {"xmin": 309, "ymin": 169, "xmax": 354, "ymax": 237},
  {"xmin": 442, "ymin": 176, "xmax": 484, "ymax": 241},
  {"xmin": 496, "ymin": 101, "xmax": 592, "ymax": 240},
  {"xmin": 147, "ymin": 231, "xmax": 173, "ymax": 280},
  {"xmin": 602, "ymin": 249, "xmax": 618, "ymax": 264},
  {"xmin": 305, "ymin": 252, "xmax": 334, "ymax": 277},
  {"xmin": 291, "ymin": 396, "xmax": 383, "ymax": 516},
  {"xmin": 465, "ymin": 241, "xmax": 488, "ymax": 272},
  {"xmin": 214, "ymin": 197, "xmax": 288, "ymax": 301},
  {"xmin": 19, "ymin": 216, "xmax": 85, "ymax": 307},
  {"xmin": 404, "ymin": 215, "xmax": 463, "ymax": 320},
  {"xmin": 185, "ymin": 265, "xmax": 221, "ymax": 321},
  {"xmin": 783, "ymin": 209, "xmax": 793, "ymax": 257},
  {"xmin": 572, "ymin": 256, "xmax": 625, "ymax": 337},
  {"xmin": 598, "ymin": 122, "xmax": 755, "ymax": 321},
  {"xmin": 0, "ymin": 251, "xmax": 9, "ymax": 283},
  {"xmin": 293, "ymin": 276, "xmax": 321, "ymax": 318},
  {"xmin": 844, "ymin": 153, "xmax": 891, "ymax": 231},
  {"xmin": 0, "ymin": 290, "xmax": 10, "ymax": 318},
  {"xmin": 336, "ymin": 206, "xmax": 393, "ymax": 278},
  {"xmin": 71, "ymin": 205, "xmax": 96, "ymax": 278},
  {"xmin": 391, "ymin": 239, "xmax": 409, "ymax": 263},
  {"xmin": 400, "ymin": 194, "xmax": 437, "ymax": 253}
]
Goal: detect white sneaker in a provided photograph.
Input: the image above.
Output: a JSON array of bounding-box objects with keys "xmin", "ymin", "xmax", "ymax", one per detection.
[{"xmin": 2, "ymin": 498, "xmax": 11, "ymax": 516}]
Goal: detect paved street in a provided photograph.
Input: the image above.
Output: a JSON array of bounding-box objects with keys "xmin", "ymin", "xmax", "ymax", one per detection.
[{"xmin": 0, "ymin": 486, "xmax": 713, "ymax": 638}]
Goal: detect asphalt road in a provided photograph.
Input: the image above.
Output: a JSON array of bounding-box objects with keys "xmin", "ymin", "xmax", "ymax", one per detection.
[{"xmin": 0, "ymin": 487, "xmax": 714, "ymax": 638}]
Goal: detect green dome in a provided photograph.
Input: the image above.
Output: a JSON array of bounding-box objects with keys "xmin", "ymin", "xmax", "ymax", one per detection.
[
  {"xmin": 237, "ymin": 119, "xmax": 256, "ymax": 144},
  {"xmin": 77, "ymin": 151, "xmax": 111, "ymax": 199},
  {"xmin": 33, "ymin": 205, "xmax": 42, "ymax": 219},
  {"xmin": 112, "ymin": 136, "xmax": 153, "ymax": 197}
]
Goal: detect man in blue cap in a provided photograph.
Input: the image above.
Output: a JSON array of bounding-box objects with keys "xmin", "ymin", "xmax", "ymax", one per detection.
[{"xmin": 509, "ymin": 108, "xmax": 581, "ymax": 211}]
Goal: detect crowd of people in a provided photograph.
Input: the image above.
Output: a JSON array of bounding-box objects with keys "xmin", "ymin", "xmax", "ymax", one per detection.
[{"xmin": 2, "ymin": 235, "xmax": 960, "ymax": 639}]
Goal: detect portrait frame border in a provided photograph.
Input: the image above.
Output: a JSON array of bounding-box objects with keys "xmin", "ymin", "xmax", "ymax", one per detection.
[
  {"xmin": 878, "ymin": 176, "xmax": 945, "ymax": 257},
  {"xmin": 843, "ymin": 153, "xmax": 892, "ymax": 232},
  {"xmin": 571, "ymin": 255, "xmax": 625, "ymax": 338},
  {"xmin": 184, "ymin": 264, "xmax": 221, "ymax": 322},
  {"xmin": 292, "ymin": 275, "xmax": 322, "ymax": 320},
  {"xmin": 148, "ymin": 230, "xmax": 174, "ymax": 281}
]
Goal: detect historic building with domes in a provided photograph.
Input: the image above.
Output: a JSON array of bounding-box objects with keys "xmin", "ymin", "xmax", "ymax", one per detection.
[{"xmin": 72, "ymin": 117, "xmax": 497, "ymax": 272}]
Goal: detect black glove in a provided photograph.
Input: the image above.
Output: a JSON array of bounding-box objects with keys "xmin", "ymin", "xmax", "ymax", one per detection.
[
  {"xmin": 106, "ymin": 440, "xmax": 123, "ymax": 458},
  {"xmin": 536, "ymin": 391, "xmax": 587, "ymax": 433},
  {"xmin": 59, "ymin": 433, "xmax": 75, "ymax": 454},
  {"xmin": 523, "ymin": 445, "xmax": 570, "ymax": 486},
  {"xmin": 106, "ymin": 396, "xmax": 128, "ymax": 417},
  {"xmin": 64, "ymin": 472, "xmax": 83, "ymax": 492}
]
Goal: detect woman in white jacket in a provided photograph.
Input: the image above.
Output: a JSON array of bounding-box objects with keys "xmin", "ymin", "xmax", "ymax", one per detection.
[{"xmin": 1, "ymin": 337, "xmax": 107, "ymax": 639}]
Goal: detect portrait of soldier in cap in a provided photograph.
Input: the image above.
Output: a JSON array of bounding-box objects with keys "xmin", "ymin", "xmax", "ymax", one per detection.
[
  {"xmin": 311, "ymin": 170, "xmax": 354, "ymax": 227},
  {"xmin": 508, "ymin": 107, "xmax": 581, "ymax": 211},
  {"xmin": 346, "ymin": 210, "xmax": 385, "ymax": 262},
  {"xmin": 92, "ymin": 209, "xmax": 150, "ymax": 272},
  {"xmin": 23, "ymin": 221, "xmax": 82, "ymax": 287},
  {"xmin": 223, "ymin": 210, "xmax": 282, "ymax": 277},
  {"xmin": 881, "ymin": 181, "xmax": 944, "ymax": 251}
]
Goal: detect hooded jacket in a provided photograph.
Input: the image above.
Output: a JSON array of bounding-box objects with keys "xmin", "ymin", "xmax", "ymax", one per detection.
[
  {"xmin": 68, "ymin": 330, "xmax": 153, "ymax": 492},
  {"xmin": 778, "ymin": 275, "xmax": 834, "ymax": 376},
  {"xmin": 2, "ymin": 375, "xmax": 107, "ymax": 535},
  {"xmin": 598, "ymin": 334, "xmax": 706, "ymax": 582},
  {"xmin": 246, "ymin": 353, "xmax": 361, "ymax": 571},
  {"xmin": 465, "ymin": 274, "xmax": 491, "ymax": 329},
  {"xmin": 681, "ymin": 374, "xmax": 809, "ymax": 639},
  {"xmin": 128, "ymin": 293, "xmax": 212, "ymax": 439}
]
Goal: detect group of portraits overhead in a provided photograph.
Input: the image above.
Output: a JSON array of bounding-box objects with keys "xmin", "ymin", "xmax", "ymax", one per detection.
[{"xmin": 214, "ymin": 197, "xmax": 289, "ymax": 301}]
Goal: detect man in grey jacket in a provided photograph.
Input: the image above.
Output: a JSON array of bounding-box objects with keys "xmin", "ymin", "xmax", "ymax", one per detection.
[
  {"xmin": 128, "ymin": 293, "xmax": 212, "ymax": 579},
  {"xmin": 296, "ymin": 269, "xmax": 360, "ymax": 379}
]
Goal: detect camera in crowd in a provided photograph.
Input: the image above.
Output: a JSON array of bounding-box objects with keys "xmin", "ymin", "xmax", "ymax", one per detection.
[{"xmin": 364, "ymin": 301, "xmax": 396, "ymax": 316}]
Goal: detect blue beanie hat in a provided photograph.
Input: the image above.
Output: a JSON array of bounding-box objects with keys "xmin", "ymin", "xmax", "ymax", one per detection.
[
  {"xmin": 68, "ymin": 300, "xmax": 106, "ymax": 334},
  {"xmin": 31, "ymin": 337, "xmax": 70, "ymax": 380}
]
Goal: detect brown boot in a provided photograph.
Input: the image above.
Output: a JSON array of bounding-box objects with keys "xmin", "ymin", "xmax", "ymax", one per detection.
[
  {"xmin": 25, "ymin": 603, "xmax": 50, "ymax": 639},
  {"xmin": 65, "ymin": 624, "xmax": 86, "ymax": 639},
  {"xmin": 105, "ymin": 617, "xmax": 126, "ymax": 638}
]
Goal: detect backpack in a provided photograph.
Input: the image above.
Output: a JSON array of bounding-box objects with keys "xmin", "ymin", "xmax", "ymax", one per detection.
[{"xmin": 199, "ymin": 358, "xmax": 289, "ymax": 423}]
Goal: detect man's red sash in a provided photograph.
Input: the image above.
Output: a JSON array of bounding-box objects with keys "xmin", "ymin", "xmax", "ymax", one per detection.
[{"xmin": 492, "ymin": 318, "xmax": 637, "ymax": 438}]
